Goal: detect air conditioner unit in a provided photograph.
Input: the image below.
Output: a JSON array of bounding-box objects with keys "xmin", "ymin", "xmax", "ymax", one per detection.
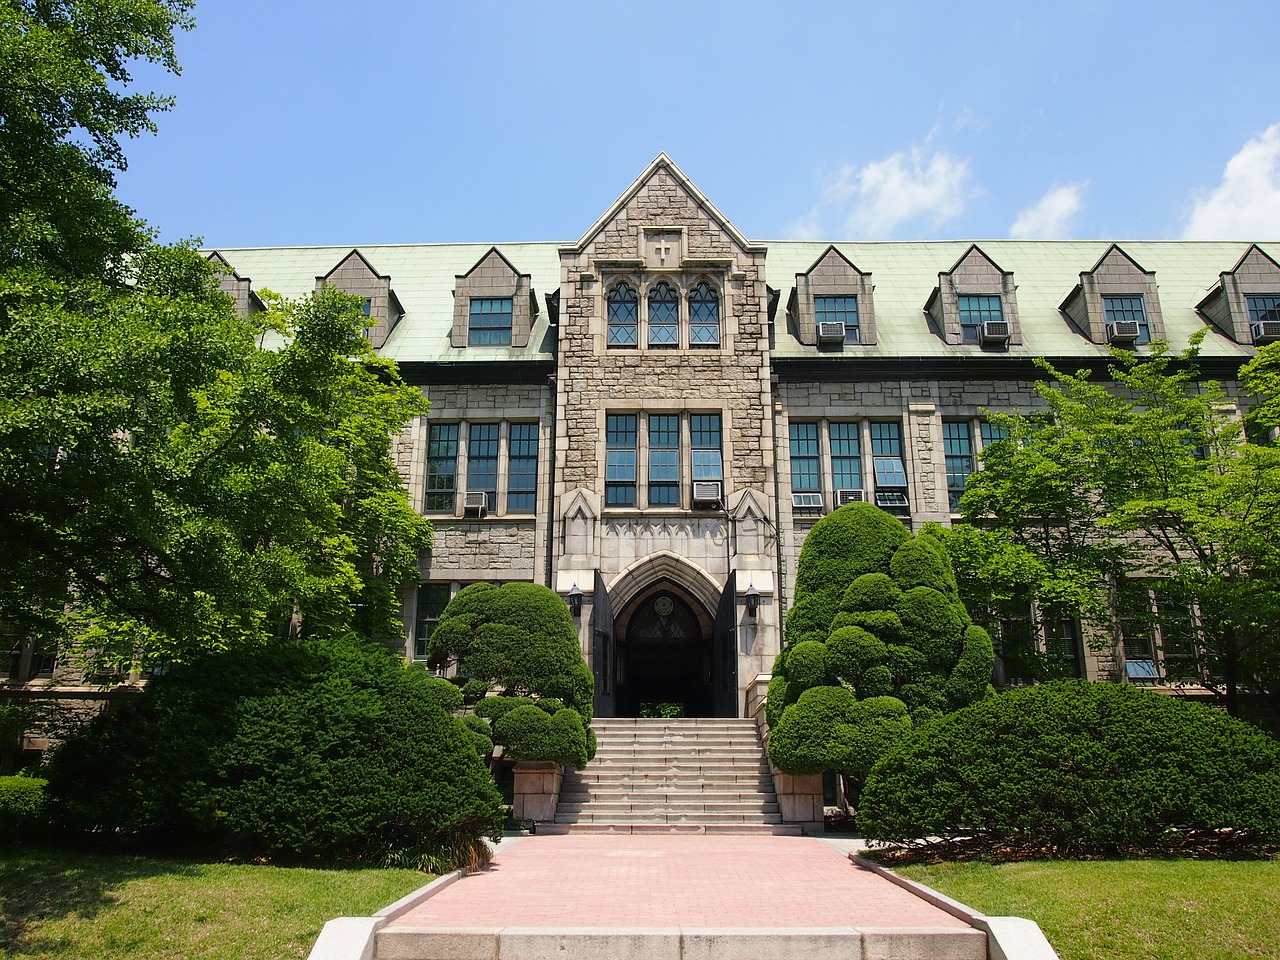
[
  {"xmin": 875, "ymin": 490, "xmax": 909, "ymax": 508},
  {"xmin": 836, "ymin": 488, "xmax": 865, "ymax": 505},
  {"xmin": 692, "ymin": 480, "xmax": 722, "ymax": 505},
  {"xmin": 792, "ymin": 492, "xmax": 824, "ymax": 510},
  {"xmin": 980, "ymin": 320, "xmax": 1011, "ymax": 344},
  {"xmin": 1107, "ymin": 320, "xmax": 1141, "ymax": 343},
  {"xmin": 817, "ymin": 321, "xmax": 846, "ymax": 343},
  {"xmin": 462, "ymin": 491, "xmax": 488, "ymax": 517},
  {"xmin": 1252, "ymin": 321, "xmax": 1280, "ymax": 345}
]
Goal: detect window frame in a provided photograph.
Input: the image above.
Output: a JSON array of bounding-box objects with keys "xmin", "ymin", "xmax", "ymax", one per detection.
[
  {"xmin": 506, "ymin": 422, "xmax": 539, "ymax": 513},
  {"xmin": 467, "ymin": 296, "xmax": 514, "ymax": 347},
  {"xmin": 425, "ymin": 423, "xmax": 460, "ymax": 512},
  {"xmin": 1102, "ymin": 294, "xmax": 1151, "ymax": 345},
  {"xmin": 606, "ymin": 281, "xmax": 639, "ymax": 349},
  {"xmin": 1247, "ymin": 294, "xmax": 1280, "ymax": 326},
  {"xmin": 943, "ymin": 420, "xmax": 975, "ymax": 512},
  {"xmin": 957, "ymin": 294, "xmax": 1003, "ymax": 345},
  {"xmin": 647, "ymin": 280, "xmax": 680, "ymax": 348},
  {"xmin": 688, "ymin": 280, "xmax": 721, "ymax": 348},
  {"xmin": 815, "ymin": 294, "xmax": 860, "ymax": 344}
]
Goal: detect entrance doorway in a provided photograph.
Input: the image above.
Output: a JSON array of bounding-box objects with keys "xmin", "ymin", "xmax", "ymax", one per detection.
[{"xmin": 615, "ymin": 583, "xmax": 714, "ymax": 718}]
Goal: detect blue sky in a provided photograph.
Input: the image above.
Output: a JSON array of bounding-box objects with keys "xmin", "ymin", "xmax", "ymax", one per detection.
[{"xmin": 117, "ymin": 0, "xmax": 1280, "ymax": 248}]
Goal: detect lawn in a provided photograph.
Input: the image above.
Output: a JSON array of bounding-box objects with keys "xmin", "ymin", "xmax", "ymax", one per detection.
[
  {"xmin": 0, "ymin": 847, "xmax": 429, "ymax": 960},
  {"xmin": 896, "ymin": 858, "xmax": 1280, "ymax": 960}
]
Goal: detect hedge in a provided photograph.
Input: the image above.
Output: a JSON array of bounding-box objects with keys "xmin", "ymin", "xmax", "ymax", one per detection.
[
  {"xmin": 45, "ymin": 632, "xmax": 504, "ymax": 867},
  {"xmin": 858, "ymin": 681, "xmax": 1280, "ymax": 856},
  {"xmin": 0, "ymin": 776, "xmax": 46, "ymax": 841},
  {"xmin": 493, "ymin": 705, "xmax": 590, "ymax": 769}
]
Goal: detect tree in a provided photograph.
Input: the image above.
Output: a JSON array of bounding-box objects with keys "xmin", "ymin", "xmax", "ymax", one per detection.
[
  {"xmin": 0, "ymin": 3, "xmax": 432, "ymax": 667},
  {"xmin": 957, "ymin": 337, "xmax": 1280, "ymax": 717}
]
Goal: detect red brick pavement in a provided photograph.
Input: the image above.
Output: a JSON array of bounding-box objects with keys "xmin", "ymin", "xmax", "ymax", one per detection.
[{"xmin": 387, "ymin": 834, "xmax": 969, "ymax": 930}]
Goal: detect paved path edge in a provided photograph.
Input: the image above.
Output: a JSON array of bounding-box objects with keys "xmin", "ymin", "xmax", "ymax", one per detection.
[
  {"xmin": 850, "ymin": 853, "xmax": 1061, "ymax": 960},
  {"xmin": 307, "ymin": 868, "xmax": 468, "ymax": 960}
]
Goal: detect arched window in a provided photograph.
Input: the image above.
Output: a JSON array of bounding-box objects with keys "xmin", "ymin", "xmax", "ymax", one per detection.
[
  {"xmin": 607, "ymin": 281, "xmax": 638, "ymax": 348},
  {"xmin": 648, "ymin": 281, "xmax": 679, "ymax": 347},
  {"xmin": 689, "ymin": 281, "xmax": 720, "ymax": 347}
]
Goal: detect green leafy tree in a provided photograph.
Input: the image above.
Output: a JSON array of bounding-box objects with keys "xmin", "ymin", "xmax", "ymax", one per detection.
[{"xmin": 957, "ymin": 338, "xmax": 1280, "ymax": 717}]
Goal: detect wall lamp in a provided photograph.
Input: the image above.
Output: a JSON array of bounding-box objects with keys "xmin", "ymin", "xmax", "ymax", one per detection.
[
  {"xmin": 744, "ymin": 584, "xmax": 761, "ymax": 619},
  {"xmin": 567, "ymin": 584, "xmax": 584, "ymax": 618}
]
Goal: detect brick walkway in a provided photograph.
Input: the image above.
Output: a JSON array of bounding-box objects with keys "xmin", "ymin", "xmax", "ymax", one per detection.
[{"xmin": 386, "ymin": 834, "xmax": 970, "ymax": 930}]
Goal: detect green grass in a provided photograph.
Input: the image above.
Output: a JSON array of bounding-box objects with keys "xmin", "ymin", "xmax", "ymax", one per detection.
[
  {"xmin": 897, "ymin": 859, "xmax": 1280, "ymax": 960},
  {"xmin": 0, "ymin": 847, "xmax": 429, "ymax": 960}
]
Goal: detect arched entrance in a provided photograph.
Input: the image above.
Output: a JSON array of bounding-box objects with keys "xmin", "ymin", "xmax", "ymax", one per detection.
[{"xmin": 614, "ymin": 580, "xmax": 714, "ymax": 717}]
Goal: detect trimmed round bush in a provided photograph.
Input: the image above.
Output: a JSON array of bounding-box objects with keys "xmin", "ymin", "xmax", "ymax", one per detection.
[
  {"xmin": 461, "ymin": 715, "xmax": 495, "ymax": 757},
  {"xmin": 842, "ymin": 573, "xmax": 902, "ymax": 613},
  {"xmin": 887, "ymin": 644, "xmax": 928, "ymax": 684},
  {"xmin": 859, "ymin": 681, "xmax": 1280, "ymax": 856},
  {"xmin": 825, "ymin": 626, "xmax": 886, "ymax": 684},
  {"xmin": 793, "ymin": 502, "xmax": 910, "ymax": 604},
  {"xmin": 493, "ymin": 705, "xmax": 590, "ymax": 769},
  {"xmin": 857, "ymin": 664, "xmax": 893, "ymax": 699},
  {"xmin": 889, "ymin": 537, "xmax": 957, "ymax": 597},
  {"xmin": 895, "ymin": 587, "xmax": 966, "ymax": 670},
  {"xmin": 473, "ymin": 696, "xmax": 538, "ymax": 721},
  {"xmin": 765, "ymin": 674, "xmax": 791, "ymax": 729},
  {"xmin": 944, "ymin": 626, "xmax": 995, "ymax": 709},
  {"xmin": 784, "ymin": 591, "xmax": 841, "ymax": 646},
  {"xmin": 0, "ymin": 776, "xmax": 46, "ymax": 842},
  {"xmin": 462, "ymin": 679, "xmax": 491, "ymax": 704},
  {"xmin": 834, "ymin": 610, "xmax": 903, "ymax": 643},
  {"xmin": 768, "ymin": 686, "xmax": 912, "ymax": 781},
  {"xmin": 786, "ymin": 640, "xmax": 830, "ymax": 691},
  {"xmin": 45, "ymin": 633, "xmax": 504, "ymax": 866}
]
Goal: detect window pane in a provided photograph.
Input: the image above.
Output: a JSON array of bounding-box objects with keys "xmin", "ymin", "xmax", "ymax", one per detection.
[
  {"xmin": 1044, "ymin": 619, "xmax": 1083, "ymax": 678},
  {"xmin": 425, "ymin": 423, "xmax": 459, "ymax": 511},
  {"xmin": 870, "ymin": 421, "xmax": 907, "ymax": 489},
  {"xmin": 816, "ymin": 295, "xmax": 860, "ymax": 344},
  {"xmin": 648, "ymin": 414, "xmax": 680, "ymax": 506},
  {"xmin": 607, "ymin": 282, "xmax": 638, "ymax": 348},
  {"xmin": 648, "ymin": 282, "xmax": 678, "ymax": 347},
  {"xmin": 689, "ymin": 282, "xmax": 720, "ymax": 347},
  {"xmin": 1248, "ymin": 295, "xmax": 1280, "ymax": 325},
  {"xmin": 467, "ymin": 423, "xmax": 500, "ymax": 510},
  {"xmin": 414, "ymin": 583, "xmax": 451, "ymax": 659},
  {"xmin": 1103, "ymin": 294, "xmax": 1150, "ymax": 344},
  {"xmin": 789, "ymin": 422, "xmax": 820, "ymax": 493},
  {"xmin": 980, "ymin": 421, "xmax": 1008, "ymax": 447},
  {"xmin": 507, "ymin": 423, "xmax": 538, "ymax": 512},
  {"xmin": 943, "ymin": 421, "xmax": 974, "ymax": 511},
  {"xmin": 830, "ymin": 422, "xmax": 862, "ymax": 490},
  {"xmin": 958, "ymin": 295, "xmax": 1002, "ymax": 344},
  {"xmin": 691, "ymin": 414, "xmax": 723, "ymax": 480},
  {"xmin": 468, "ymin": 298, "xmax": 513, "ymax": 346},
  {"xmin": 606, "ymin": 414, "xmax": 637, "ymax": 506},
  {"xmin": 1117, "ymin": 579, "xmax": 1155, "ymax": 660}
]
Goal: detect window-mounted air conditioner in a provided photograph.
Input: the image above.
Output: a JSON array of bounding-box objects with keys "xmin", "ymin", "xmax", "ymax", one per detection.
[
  {"xmin": 875, "ymin": 490, "xmax": 909, "ymax": 508},
  {"xmin": 1106, "ymin": 320, "xmax": 1141, "ymax": 343},
  {"xmin": 836, "ymin": 488, "xmax": 865, "ymax": 505},
  {"xmin": 692, "ymin": 480, "xmax": 723, "ymax": 505},
  {"xmin": 1252, "ymin": 321, "xmax": 1280, "ymax": 345},
  {"xmin": 817, "ymin": 321, "xmax": 846, "ymax": 343},
  {"xmin": 980, "ymin": 320, "xmax": 1011, "ymax": 344},
  {"xmin": 462, "ymin": 491, "xmax": 488, "ymax": 517},
  {"xmin": 791, "ymin": 492, "xmax": 824, "ymax": 510}
]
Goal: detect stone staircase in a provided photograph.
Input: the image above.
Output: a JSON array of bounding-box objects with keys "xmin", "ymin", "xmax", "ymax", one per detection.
[{"xmin": 546, "ymin": 717, "xmax": 801, "ymax": 834}]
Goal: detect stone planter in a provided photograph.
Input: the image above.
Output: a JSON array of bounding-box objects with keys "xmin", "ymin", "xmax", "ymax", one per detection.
[
  {"xmin": 771, "ymin": 769, "xmax": 825, "ymax": 834},
  {"xmin": 511, "ymin": 760, "xmax": 564, "ymax": 822}
]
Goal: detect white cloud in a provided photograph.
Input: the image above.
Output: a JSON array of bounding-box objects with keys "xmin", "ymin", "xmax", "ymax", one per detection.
[
  {"xmin": 1009, "ymin": 182, "xmax": 1087, "ymax": 239},
  {"xmin": 1182, "ymin": 124, "xmax": 1280, "ymax": 239},
  {"xmin": 785, "ymin": 206, "xmax": 823, "ymax": 241},
  {"xmin": 828, "ymin": 146, "xmax": 976, "ymax": 239}
]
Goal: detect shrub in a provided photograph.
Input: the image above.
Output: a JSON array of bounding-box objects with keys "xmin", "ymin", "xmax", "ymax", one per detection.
[
  {"xmin": 944, "ymin": 626, "xmax": 996, "ymax": 709},
  {"xmin": 784, "ymin": 591, "xmax": 841, "ymax": 646},
  {"xmin": 768, "ymin": 686, "xmax": 912, "ymax": 782},
  {"xmin": 889, "ymin": 536, "xmax": 957, "ymax": 597},
  {"xmin": 841, "ymin": 573, "xmax": 903, "ymax": 613},
  {"xmin": 793, "ymin": 502, "xmax": 909, "ymax": 603},
  {"xmin": 859, "ymin": 682, "xmax": 1280, "ymax": 856},
  {"xmin": 460, "ymin": 715, "xmax": 495, "ymax": 758},
  {"xmin": 473, "ymin": 696, "xmax": 538, "ymax": 722},
  {"xmin": 786, "ymin": 640, "xmax": 830, "ymax": 691},
  {"xmin": 461, "ymin": 679, "xmax": 491, "ymax": 704},
  {"xmin": 0, "ymin": 776, "xmax": 46, "ymax": 841},
  {"xmin": 45, "ymin": 633, "xmax": 504, "ymax": 866},
  {"xmin": 493, "ymin": 705, "xmax": 590, "ymax": 769},
  {"xmin": 765, "ymin": 675, "xmax": 790, "ymax": 729},
  {"xmin": 825, "ymin": 626, "xmax": 886, "ymax": 684},
  {"xmin": 895, "ymin": 587, "xmax": 965, "ymax": 670},
  {"xmin": 832, "ymin": 609, "xmax": 903, "ymax": 643}
]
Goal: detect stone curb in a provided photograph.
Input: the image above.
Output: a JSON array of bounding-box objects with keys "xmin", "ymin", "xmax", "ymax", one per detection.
[
  {"xmin": 850, "ymin": 853, "xmax": 1061, "ymax": 960},
  {"xmin": 307, "ymin": 868, "xmax": 467, "ymax": 960}
]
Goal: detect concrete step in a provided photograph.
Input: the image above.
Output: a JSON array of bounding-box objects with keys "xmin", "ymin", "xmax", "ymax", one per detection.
[
  {"xmin": 555, "ymin": 811, "xmax": 785, "ymax": 824},
  {"xmin": 555, "ymin": 800, "xmax": 781, "ymax": 815},
  {"xmin": 532, "ymin": 822, "xmax": 805, "ymax": 835},
  {"xmin": 559, "ymin": 788, "xmax": 777, "ymax": 801}
]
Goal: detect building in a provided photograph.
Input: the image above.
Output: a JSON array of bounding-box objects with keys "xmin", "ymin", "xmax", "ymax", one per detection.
[{"xmin": 16, "ymin": 154, "xmax": 1277, "ymax": 720}]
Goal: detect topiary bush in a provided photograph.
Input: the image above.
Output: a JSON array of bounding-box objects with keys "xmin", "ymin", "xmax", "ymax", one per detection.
[
  {"xmin": 493, "ymin": 705, "xmax": 590, "ymax": 769},
  {"xmin": 767, "ymin": 686, "xmax": 912, "ymax": 782},
  {"xmin": 44, "ymin": 632, "xmax": 504, "ymax": 867},
  {"xmin": 859, "ymin": 681, "xmax": 1280, "ymax": 857},
  {"xmin": 0, "ymin": 776, "xmax": 46, "ymax": 842}
]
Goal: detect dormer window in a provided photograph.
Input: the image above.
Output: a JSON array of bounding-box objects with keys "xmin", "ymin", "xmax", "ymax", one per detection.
[
  {"xmin": 1102, "ymin": 295, "xmax": 1150, "ymax": 345},
  {"xmin": 958, "ymin": 295, "xmax": 1002, "ymax": 345},
  {"xmin": 468, "ymin": 297, "xmax": 513, "ymax": 346},
  {"xmin": 815, "ymin": 296, "xmax": 860, "ymax": 344},
  {"xmin": 1060, "ymin": 245, "xmax": 1162, "ymax": 346},
  {"xmin": 1248, "ymin": 295, "xmax": 1280, "ymax": 325}
]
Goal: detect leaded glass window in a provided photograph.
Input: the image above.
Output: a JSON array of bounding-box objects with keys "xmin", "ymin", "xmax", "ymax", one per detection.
[
  {"xmin": 816, "ymin": 295, "xmax": 860, "ymax": 344},
  {"xmin": 468, "ymin": 297, "xmax": 513, "ymax": 346},
  {"xmin": 607, "ymin": 282, "xmax": 638, "ymax": 348},
  {"xmin": 789, "ymin": 422, "xmax": 820, "ymax": 493},
  {"xmin": 466, "ymin": 423, "xmax": 500, "ymax": 511},
  {"xmin": 507, "ymin": 423, "xmax": 538, "ymax": 513},
  {"xmin": 830, "ymin": 422, "xmax": 862, "ymax": 491},
  {"xmin": 958, "ymin": 295, "xmax": 1002, "ymax": 344},
  {"xmin": 691, "ymin": 414, "xmax": 723, "ymax": 481},
  {"xmin": 425, "ymin": 423, "xmax": 459, "ymax": 511},
  {"xmin": 943, "ymin": 421, "xmax": 974, "ymax": 512},
  {"xmin": 689, "ymin": 281, "xmax": 720, "ymax": 347},
  {"xmin": 1103, "ymin": 295, "xmax": 1150, "ymax": 344},
  {"xmin": 648, "ymin": 282, "xmax": 678, "ymax": 347},
  {"xmin": 648, "ymin": 414, "xmax": 680, "ymax": 506},
  {"xmin": 606, "ymin": 414, "xmax": 638, "ymax": 507}
]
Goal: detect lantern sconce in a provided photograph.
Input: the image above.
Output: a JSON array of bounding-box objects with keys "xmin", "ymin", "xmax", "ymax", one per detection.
[
  {"xmin": 567, "ymin": 583, "xmax": 584, "ymax": 618},
  {"xmin": 744, "ymin": 584, "xmax": 761, "ymax": 619}
]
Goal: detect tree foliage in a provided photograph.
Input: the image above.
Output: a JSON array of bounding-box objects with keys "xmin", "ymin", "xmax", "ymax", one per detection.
[{"xmin": 957, "ymin": 338, "xmax": 1280, "ymax": 716}]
